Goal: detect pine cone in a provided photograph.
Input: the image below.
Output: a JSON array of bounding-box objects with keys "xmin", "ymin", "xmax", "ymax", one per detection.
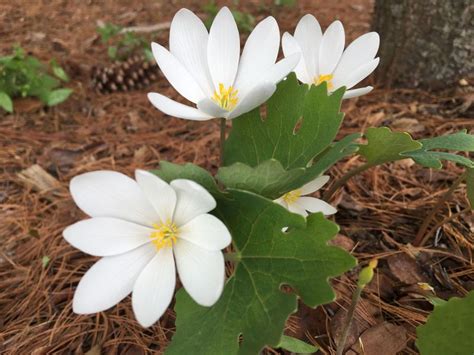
[{"xmin": 91, "ymin": 54, "xmax": 158, "ymax": 94}]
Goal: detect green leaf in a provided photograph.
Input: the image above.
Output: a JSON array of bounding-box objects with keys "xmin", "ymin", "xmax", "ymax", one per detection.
[
  {"xmin": 41, "ymin": 255, "xmax": 50, "ymax": 268},
  {"xmin": 358, "ymin": 127, "xmax": 422, "ymax": 165},
  {"xmin": 224, "ymin": 74, "xmax": 345, "ymax": 170},
  {"xmin": 402, "ymin": 131, "xmax": 474, "ymax": 169},
  {"xmin": 166, "ymin": 190, "xmax": 356, "ymax": 355},
  {"xmin": 216, "ymin": 159, "xmax": 305, "ymax": 199},
  {"xmin": 0, "ymin": 92, "xmax": 13, "ymax": 112},
  {"xmin": 50, "ymin": 60, "xmax": 69, "ymax": 82},
  {"xmin": 217, "ymin": 134, "xmax": 360, "ymax": 200},
  {"xmin": 418, "ymin": 131, "xmax": 474, "ymax": 151},
  {"xmin": 151, "ymin": 161, "xmax": 223, "ymax": 198},
  {"xmin": 277, "ymin": 335, "xmax": 319, "ymax": 354},
  {"xmin": 416, "ymin": 291, "xmax": 474, "ymax": 355},
  {"xmin": 107, "ymin": 45, "xmax": 118, "ymax": 60},
  {"xmin": 406, "ymin": 151, "xmax": 474, "ymax": 169},
  {"xmin": 45, "ymin": 88, "xmax": 72, "ymax": 106},
  {"xmin": 302, "ymin": 133, "xmax": 361, "ymax": 180},
  {"xmin": 466, "ymin": 168, "xmax": 474, "ymax": 210}
]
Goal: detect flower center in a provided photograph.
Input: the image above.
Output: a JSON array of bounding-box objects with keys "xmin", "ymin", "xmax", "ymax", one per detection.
[
  {"xmin": 282, "ymin": 189, "xmax": 302, "ymax": 205},
  {"xmin": 212, "ymin": 83, "xmax": 239, "ymax": 111},
  {"xmin": 314, "ymin": 74, "xmax": 334, "ymax": 90},
  {"xmin": 149, "ymin": 220, "xmax": 179, "ymax": 250}
]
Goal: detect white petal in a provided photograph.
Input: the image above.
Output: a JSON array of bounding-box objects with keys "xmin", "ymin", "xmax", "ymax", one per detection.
[
  {"xmin": 297, "ymin": 196, "xmax": 337, "ymax": 215},
  {"xmin": 288, "ymin": 202, "xmax": 308, "ymax": 217},
  {"xmin": 335, "ymin": 58, "xmax": 379, "ymax": 90},
  {"xmin": 234, "ymin": 16, "xmax": 280, "ymax": 91},
  {"xmin": 70, "ymin": 171, "xmax": 157, "ymax": 226},
  {"xmin": 132, "ymin": 247, "xmax": 175, "ymax": 327},
  {"xmin": 343, "ymin": 86, "xmax": 373, "ymax": 99},
  {"xmin": 332, "ymin": 32, "xmax": 379, "ymax": 81},
  {"xmin": 64, "ymin": 218, "xmax": 152, "ymax": 257},
  {"xmin": 151, "ymin": 43, "xmax": 205, "ymax": 104},
  {"xmin": 135, "ymin": 170, "xmax": 176, "ymax": 223},
  {"xmin": 197, "ymin": 98, "xmax": 229, "ymax": 118},
  {"xmin": 169, "ymin": 8, "xmax": 214, "ymax": 95},
  {"xmin": 72, "ymin": 243, "xmax": 156, "ymax": 314},
  {"xmin": 263, "ymin": 54, "xmax": 300, "ymax": 86},
  {"xmin": 294, "ymin": 14, "xmax": 322, "ymax": 79},
  {"xmin": 282, "ymin": 32, "xmax": 311, "ymax": 83},
  {"xmin": 170, "ymin": 179, "xmax": 216, "ymax": 226},
  {"xmin": 227, "ymin": 82, "xmax": 276, "ymax": 120},
  {"xmin": 274, "ymin": 197, "xmax": 288, "ymax": 210},
  {"xmin": 147, "ymin": 92, "xmax": 214, "ymax": 121},
  {"xmin": 300, "ymin": 175, "xmax": 330, "ymax": 195},
  {"xmin": 207, "ymin": 7, "xmax": 240, "ymax": 88},
  {"xmin": 174, "ymin": 239, "xmax": 225, "ymax": 306},
  {"xmin": 318, "ymin": 20, "xmax": 345, "ymax": 75},
  {"xmin": 179, "ymin": 214, "xmax": 231, "ymax": 250}
]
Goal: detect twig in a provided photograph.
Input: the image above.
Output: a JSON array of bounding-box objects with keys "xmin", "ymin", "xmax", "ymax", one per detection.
[
  {"xmin": 413, "ymin": 172, "xmax": 466, "ymax": 247},
  {"xmin": 120, "ymin": 22, "xmax": 171, "ymax": 33},
  {"xmin": 323, "ymin": 162, "xmax": 374, "ymax": 201}
]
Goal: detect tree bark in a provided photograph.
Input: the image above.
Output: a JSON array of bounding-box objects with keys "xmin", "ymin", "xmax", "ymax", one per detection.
[{"xmin": 373, "ymin": 0, "xmax": 474, "ymax": 89}]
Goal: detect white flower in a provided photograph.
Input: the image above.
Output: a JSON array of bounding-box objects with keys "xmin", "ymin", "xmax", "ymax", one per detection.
[
  {"xmin": 282, "ymin": 14, "xmax": 380, "ymax": 99},
  {"xmin": 148, "ymin": 7, "xmax": 300, "ymax": 121},
  {"xmin": 63, "ymin": 169, "xmax": 231, "ymax": 327},
  {"xmin": 275, "ymin": 175, "xmax": 337, "ymax": 217}
]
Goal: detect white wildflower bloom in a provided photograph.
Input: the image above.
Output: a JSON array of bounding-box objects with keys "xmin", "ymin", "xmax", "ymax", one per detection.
[
  {"xmin": 148, "ymin": 7, "xmax": 300, "ymax": 120},
  {"xmin": 275, "ymin": 175, "xmax": 337, "ymax": 217},
  {"xmin": 63, "ymin": 170, "xmax": 231, "ymax": 327},
  {"xmin": 282, "ymin": 14, "xmax": 380, "ymax": 99}
]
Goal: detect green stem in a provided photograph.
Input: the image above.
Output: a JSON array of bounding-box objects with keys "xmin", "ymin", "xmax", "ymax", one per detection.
[
  {"xmin": 219, "ymin": 118, "xmax": 226, "ymax": 167},
  {"xmin": 323, "ymin": 162, "xmax": 374, "ymax": 201},
  {"xmin": 336, "ymin": 285, "xmax": 363, "ymax": 355},
  {"xmin": 413, "ymin": 172, "xmax": 466, "ymax": 247},
  {"xmin": 224, "ymin": 252, "xmax": 241, "ymax": 263}
]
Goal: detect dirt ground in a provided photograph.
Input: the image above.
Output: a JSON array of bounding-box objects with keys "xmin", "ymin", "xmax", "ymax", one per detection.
[{"xmin": 0, "ymin": 0, "xmax": 473, "ymax": 354}]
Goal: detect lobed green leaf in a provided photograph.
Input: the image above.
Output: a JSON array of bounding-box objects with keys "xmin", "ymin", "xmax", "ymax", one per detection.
[
  {"xmin": 166, "ymin": 190, "xmax": 356, "ymax": 355},
  {"xmin": 358, "ymin": 127, "xmax": 422, "ymax": 165},
  {"xmin": 224, "ymin": 74, "xmax": 345, "ymax": 170},
  {"xmin": 416, "ymin": 291, "xmax": 474, "ymax": 355},
  {"xmin": 216, "ymin": 159, "xmax": 305, "ymax": 200},
  {"xmin": 403, "ymin": 131, "xmax": 474, "ymax": 169}
]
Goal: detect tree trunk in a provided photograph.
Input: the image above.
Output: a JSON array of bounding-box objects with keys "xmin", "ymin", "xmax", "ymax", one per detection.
[{"xmin": 373, "ymin": 0, "xmax": 474, "ymax": 89}]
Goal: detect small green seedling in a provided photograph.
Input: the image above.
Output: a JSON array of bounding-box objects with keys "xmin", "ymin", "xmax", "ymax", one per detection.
[
  {"xmin": 97, "ymin": 23, "xmax": 153, "ymax": 61},
  {"xmin": 0, "ymin": 46, "xmax": 72, "ymax": 113}
]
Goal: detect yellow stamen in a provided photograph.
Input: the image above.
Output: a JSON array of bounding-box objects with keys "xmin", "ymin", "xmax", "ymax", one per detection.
[
  {"xmin": 149, "ymin": 220, "xmax": 179, "ymax": 251},
  {"xmin": 282, "ymin": 189, "xmax": 302, "ymax": 205},
  {"xmin": 314, "ymin": 74, "xmax": 334, "ymax": 90},
  {"xmin": 212, "ymin": 83, "xmax": 239, "ymax": 111}
]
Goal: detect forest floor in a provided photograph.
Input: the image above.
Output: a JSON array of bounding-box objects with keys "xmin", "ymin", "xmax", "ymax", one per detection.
[{"xmin": 0, "ymin": 0, "xmax": 473, "ymax": 354}]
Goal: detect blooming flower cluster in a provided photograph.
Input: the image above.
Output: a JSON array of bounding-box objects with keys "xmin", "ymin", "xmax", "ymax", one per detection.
[
  {"xmin": 148, "ymin": 8, "xmax": 379, "ymax": 122},
  {"xmin": 64, "ymin": 6, "xmax": 379, "ymax": 328}
]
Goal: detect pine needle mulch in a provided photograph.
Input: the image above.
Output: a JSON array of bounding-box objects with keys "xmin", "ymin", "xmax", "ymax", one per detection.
[{"xmin": 1, "ymin": 1, "xmax": 472, "ymax": 354}]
